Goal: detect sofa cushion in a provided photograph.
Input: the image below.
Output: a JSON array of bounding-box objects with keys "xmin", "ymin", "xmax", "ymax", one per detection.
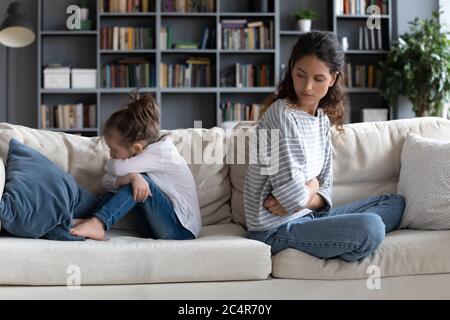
[
  {"xmin": 272, "ymin": 229, "xmax": 450, "ymax": 280},
  {"xmin": 0, "ymin": 158, "xmax": 3, "ymax": 232},
  {"xmin": 0, "ymin": 138, "xmax": 95, "ymax": 240},
  {"xmin": 166, "ymin": 128, "xmax": 232, "ymax": 226},
  {"xmin": 0, "ymin": 223, "xmax": 271, "ymax": 285},
  {"xmin": 331, "ymin": 117, "xmax": 450, "ymax": 207},
  {"xmin": 398, "ymin": 133, "xmax": 450, "ymax": 229}
]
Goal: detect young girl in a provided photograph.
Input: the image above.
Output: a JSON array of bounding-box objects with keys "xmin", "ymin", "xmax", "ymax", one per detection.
[
  {"xmin": 71, "ymin": 93, "xmax": 202, "ymax": 241},
  {"xmin": 244, "ymin": 31, "xmax": 405, "ymax": 262}
]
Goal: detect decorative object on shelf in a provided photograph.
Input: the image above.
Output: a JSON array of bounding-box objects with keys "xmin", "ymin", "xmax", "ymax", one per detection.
[
  {"xmin": 71, "ymin": 68, "xmax": 97, "ymax": 89},
  {"xmin": 341, "ymin": 36, "xmax": 349, "ymax": 51},
  {"xmin": 0, "ymin": 1, "xmax": 35, "ymax": 122},
  {"xmin": 79, "ymin": 0, "xmax": 92, "ymax": 31},
  {"xmin": 43, "ymin": 67, "xmax": 71, "ymax": 89},
  {"xmin": 293, "ymin": 9, "xmax": 317, "ymax": 32},
  {"xmin": 379, "ymin": 10, "xmax": 450, "ymax": 117}
]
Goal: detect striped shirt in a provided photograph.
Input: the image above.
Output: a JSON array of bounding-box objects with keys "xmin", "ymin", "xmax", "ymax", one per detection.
[{"xmin": 244, "ymin": 99, "xmax": 333, "ymax": 232}]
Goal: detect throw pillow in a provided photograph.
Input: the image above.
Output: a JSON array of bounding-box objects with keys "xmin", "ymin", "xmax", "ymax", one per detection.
[
  {"xmin": 398, "ymin": 133, "xmax": 450, "ymax": 229},
  {"xmin": 0, "ymin": 157, "xmax": 4, "ymax": 232},
  {"xmin": 0, "ymin": 138, "xmax": 97, "ymax": 240}
]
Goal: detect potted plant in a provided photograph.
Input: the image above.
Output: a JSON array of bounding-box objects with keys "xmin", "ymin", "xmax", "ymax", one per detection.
[
  {"xmin": 379, "ymin": 10, "xmax": 450, "ymax": 117},
  {"xmin": 294, "ymin": 9, "xmax": 318, "ymax": 32},
  {"xmin": 80, "ymin": 0, "xmax": 89, "ymax": 21},
  {"xmin": 79, "ymin": 0, "xmax": 92, "ymax": 30}
]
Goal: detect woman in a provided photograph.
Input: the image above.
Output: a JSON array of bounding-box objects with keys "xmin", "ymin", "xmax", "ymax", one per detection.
[{"xmin": 244, "ymin": 31, "xmax": 405, "ymax": 262}]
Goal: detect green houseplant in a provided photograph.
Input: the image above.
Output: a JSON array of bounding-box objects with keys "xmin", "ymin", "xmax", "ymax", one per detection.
[
  {"xmin": 294, "ymin": 9, "xmax": 318, "ymax": 32},
  {"xmin": 379, "ymin": 10, "xmax": 450, "ymax": 117}
]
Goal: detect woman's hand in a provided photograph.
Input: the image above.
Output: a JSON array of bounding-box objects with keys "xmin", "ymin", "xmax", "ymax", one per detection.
[
  {"xmin": 264, "ymin": 194, "xmax": 288, "ymax": 217},
  {"xmin": 130, "ymin": 173, "xmax": 152, "ymax": 202},
  {"xmin": 306, "ymin": 178, "xmax": 320, "ymax": 195}
]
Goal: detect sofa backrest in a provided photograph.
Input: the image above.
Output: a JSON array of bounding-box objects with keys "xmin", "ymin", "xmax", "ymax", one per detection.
[
  {"xmin": 228, "ymin": 117, "xmax": 450, "ymax": 228},
  {"xmin": 0, "ymin": 123, "xmax": 232, "ymax": 230}
]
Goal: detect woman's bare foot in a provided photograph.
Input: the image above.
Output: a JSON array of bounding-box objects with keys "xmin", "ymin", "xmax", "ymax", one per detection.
[
  {"xmin": 72, "ymin": 219, "xmax": 87, "ymax": 227},
  {"xmin": 70, "ymin": 217, "xmax": 106, "ymax": 240}
]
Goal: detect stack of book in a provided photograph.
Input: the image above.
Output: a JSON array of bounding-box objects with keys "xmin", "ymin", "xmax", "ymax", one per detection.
[
  {"xmin": 160, "ymin": 57, "xmax": 212, "ymax": 87},
  {"xmin": 101, "ymin": 27, "xmax": 154, "ymax": 50},
  {"xmin": 219, "ymin": 20, "xmax": 274, "ymax": 50},
  {"xmin": 162, "ymin": 0, "xmax": 215, "ymax": 12},
  {"xmin": 40, "ymin": 104, "xmax": 96, "ymax": 129},
  {"xmin": 357, "ymin": 26, "xmax": 384, "ymax": 50},
  {"xmin": 219, "ymin": 102, "xmax": 261, "ymax": 123},
  {"xmin": 335, "ymin": 0, "xmax": 389, "ymax": 15},
  {"xmin": 344, "ymin": 63, "xmax": 379, "ymax": 88},
  {"xmin": 235, "ymin": 63, "xmax": 272, "ymax": 88},
  {"xmin": 100, "ymin": 0, "xmax": 152, "ymax": 13},
  {"xmin": 102, "ymin": 58, "xmax": 156, "ymax": 87}
]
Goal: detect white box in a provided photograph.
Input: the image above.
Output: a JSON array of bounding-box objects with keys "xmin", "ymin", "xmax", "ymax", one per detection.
[
  {"xmin": 71, "ymin": 68, "xmax": 97, "ymax": 89},
  {"xmin": 362, "ymin": 108, "xmax": 389, "ymax": 122},
  {"xmin": 43, "ymin": 67, "xmax": 70, "ymax": 89}
]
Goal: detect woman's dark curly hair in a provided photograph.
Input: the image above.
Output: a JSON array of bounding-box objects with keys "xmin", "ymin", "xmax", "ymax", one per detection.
[{"xmin": 261, "ymin": 31, "xmax": 346, "ymax": 130}]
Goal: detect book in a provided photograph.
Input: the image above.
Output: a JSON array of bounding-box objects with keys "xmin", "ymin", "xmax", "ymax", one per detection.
[
  {"xmin": 364, "ymin": 27, "xmax": 369, "ymax": 50},
  {"xmin": 370, "ymin": 28, "xmax": 376, "ymax": 50},
  {"xmin": 377, "ymin": 28, "xmax": 383, "ymax": 50},
  {"xmin": 359, "ymin": 27, "xmax": 363, "ymax": 50}
]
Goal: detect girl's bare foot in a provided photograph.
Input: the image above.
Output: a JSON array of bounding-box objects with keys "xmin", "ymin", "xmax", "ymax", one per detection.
[
  {"xmin": 70, "ymin": 217, "xmax": 106, "ymax": 240},
  {"xmin": 72, "ymin": 219, "xmax": 87, "ymax": 227}
]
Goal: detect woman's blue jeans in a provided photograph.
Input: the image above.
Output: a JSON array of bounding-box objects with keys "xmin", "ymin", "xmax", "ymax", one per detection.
[
  {"xmin": 74, "ymin": 174, "xmax": 194, "ymax": 240},
  {"xmin": 248, "ymin": 194, "xmax": 405, "ymax": 262}
]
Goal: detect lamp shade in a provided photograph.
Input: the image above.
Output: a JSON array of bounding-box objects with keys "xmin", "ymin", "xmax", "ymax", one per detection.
[{"xmin": 0, "ymin": 1, "xmax": 35, "ymax": 48}]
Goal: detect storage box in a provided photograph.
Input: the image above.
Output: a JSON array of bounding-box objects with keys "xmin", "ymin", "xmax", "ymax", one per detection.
[
  {"xmin": 71, "ymin": 68, "xmax": 97, "ymax": 89},
  {"xmin": 43, "ymin": 67, "xmax": 70, "ymax": 89}
]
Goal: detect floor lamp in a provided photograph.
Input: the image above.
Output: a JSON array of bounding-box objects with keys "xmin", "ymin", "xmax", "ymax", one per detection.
[{"xmin": 0, "ymin": 1, "xmax": 35, "ymax": 123}]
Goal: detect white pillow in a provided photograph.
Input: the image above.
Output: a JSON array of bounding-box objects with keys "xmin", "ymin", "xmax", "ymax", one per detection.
[{"xmin": 398, "ymin": 133, "xmax": 450, "ymax": 229}]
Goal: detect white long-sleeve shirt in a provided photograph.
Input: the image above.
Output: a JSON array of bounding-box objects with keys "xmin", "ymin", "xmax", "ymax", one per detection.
[
  {"xmin": 244, "ymin": 99, "xmax": 333, "ymax": 232},
  {"xmin": 102, "ymin": 137, "xmax": 202, "ymax": 237}
]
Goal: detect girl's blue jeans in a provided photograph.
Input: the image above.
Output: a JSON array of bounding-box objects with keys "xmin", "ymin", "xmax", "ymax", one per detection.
[
  {"xmin": 74, "ymin": 174, "xmax": 194, "ymax": 240},
  {"xmin": 248, "ymin": 194, "xmax": 405, "ymax": 262}
]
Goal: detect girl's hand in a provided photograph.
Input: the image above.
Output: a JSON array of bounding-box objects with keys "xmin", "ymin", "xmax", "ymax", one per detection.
[
  {"xmin": 264, "ymin": 194, "xmax": 288, "ymax": 217},
  {"xmin": 130, "ymin": 174, "xmax": 152, "ymax": 202}
]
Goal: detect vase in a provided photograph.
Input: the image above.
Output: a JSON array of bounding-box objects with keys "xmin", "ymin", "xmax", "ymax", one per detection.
[
  {"xmin": 298, "ymin": 19, "xmax": 312, "ymax": 32},
  {"xmin": 80, "ymin": 8, "xmax": 89, "ymax": 21}
]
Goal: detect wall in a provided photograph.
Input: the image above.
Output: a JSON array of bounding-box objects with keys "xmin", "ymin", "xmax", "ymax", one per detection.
[{"xmin": 0, "ymin": 0, "xmax": 37, "ymax": 127}]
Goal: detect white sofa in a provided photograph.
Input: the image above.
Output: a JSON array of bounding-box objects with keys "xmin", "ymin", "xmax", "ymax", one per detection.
[{"xmin": 0, "ymin": 117, "xmax": 449, "ymax": 300}]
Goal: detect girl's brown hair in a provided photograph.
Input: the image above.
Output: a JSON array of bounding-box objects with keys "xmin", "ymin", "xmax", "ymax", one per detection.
[
  {"xmin": 103, "ymin": 89, "xmax": 169, "ymax": 147},
  {"xmin": 261, "ymin": 31, "xmax": 346, "ymax": 130}
]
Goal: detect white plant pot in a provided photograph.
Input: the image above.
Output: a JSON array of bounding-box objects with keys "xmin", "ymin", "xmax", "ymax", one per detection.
[
  {"xmin": 80, "ymin": 8, "xmax": 89, "ymax": 21},
  {"xmin": 298, "ymin": 19, "xmax": 312, "ymax": 32}
]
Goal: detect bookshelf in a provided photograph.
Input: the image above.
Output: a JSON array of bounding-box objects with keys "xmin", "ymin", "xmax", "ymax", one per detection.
[
  {"xmin": 333, "ymin": 0, "xmax": 392, "ymax": 123},
  {"xmin": 37, "ymin": 0, "xmax": 393, "ymax": 136}
]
